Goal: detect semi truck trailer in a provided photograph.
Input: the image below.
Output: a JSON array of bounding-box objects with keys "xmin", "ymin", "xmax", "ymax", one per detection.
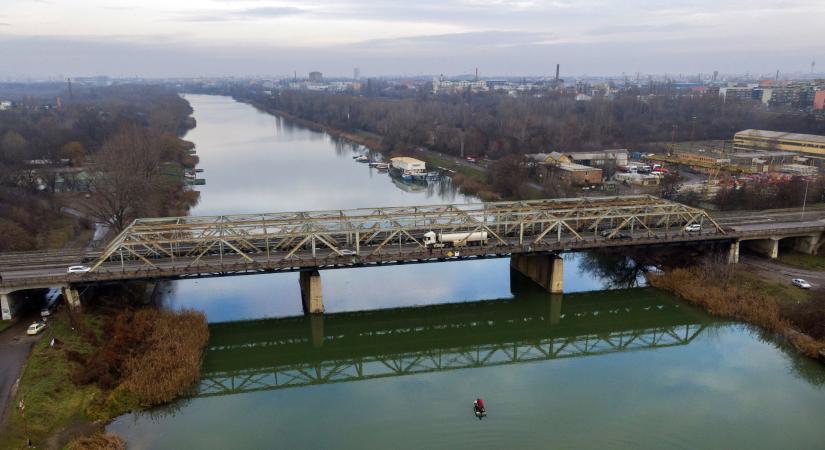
[{"xmin": 423, "ymin": 231, "xmax": 488, "ymax": 248}]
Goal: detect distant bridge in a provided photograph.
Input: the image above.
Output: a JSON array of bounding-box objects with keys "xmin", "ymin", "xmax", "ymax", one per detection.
[
  {"xmin": 197, "ymin": 289, "xmax": 717, "ymax": 397},
  {"xmin": 2, "ymin": 195, "xmax": 824, "ymax": 319}
]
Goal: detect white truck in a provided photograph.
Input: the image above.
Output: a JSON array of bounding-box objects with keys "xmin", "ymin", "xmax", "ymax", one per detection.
[{"xmin": 423, "ymin": 231, "xmax": 488, "ymax": 248}]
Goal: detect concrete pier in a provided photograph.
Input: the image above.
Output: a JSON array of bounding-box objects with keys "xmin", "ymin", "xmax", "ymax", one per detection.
[
  {"xmin": 728, "ymin": 240, "xmax": 740, "ymax": 264},
  {"xmin": 743, "ymin": 238, "xmax": 779, "ymax": 259},
  {"xmin": 510, "ymin": 254, "xmax": 563, "ymax": 294},
  {"xmin": 299, "ymin": 270, "xmax": 324, "ymax": 314},
  {"xmin": 1, "ymin": 292, "xmax": 15, "ymax": 321},
  {"xmin": 791, "ymin": 235, "xmax": 820, "ymax": 255},
  {"xmin": 63, "ymin": 286, "xmax": 82, "ymax": 311}
]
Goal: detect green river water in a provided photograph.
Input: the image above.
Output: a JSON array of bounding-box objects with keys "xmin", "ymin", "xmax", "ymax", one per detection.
[{"xmin": 107, "ymin": 95, "xmax": 825, "ymax": 449}]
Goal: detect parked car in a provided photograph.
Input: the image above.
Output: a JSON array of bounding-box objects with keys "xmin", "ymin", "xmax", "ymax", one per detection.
[
  {"xmin": 792, "ymin": 278, "xmax": 812, "ymax": 289},
  {"xmin": 66, "ymin": 265, "xmax": 91, "ymax": 274},
  {"xmin": 684, "ymin": 224, "xmax": 701, "ymax": 232},
  {"xmin": 27, "ymin": 321, "xmax": 46, "ymax": 335},
  {"xmin": 40, "ymin": 307, "xmax": 53, "ymax": 318}
]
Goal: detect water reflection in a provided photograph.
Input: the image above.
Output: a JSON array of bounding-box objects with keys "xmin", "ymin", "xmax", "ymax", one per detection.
[{"xmin": 197, "ymin": 286, "xmax": 716, "ymax": 398}]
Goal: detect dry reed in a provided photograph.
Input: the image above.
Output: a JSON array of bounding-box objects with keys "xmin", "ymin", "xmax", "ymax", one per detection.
[
  {"xmin": 648, "ymin": 266, "xmax": 825, "ymax": 358},
  {"xmin": 66, "ymin": 432, "xmax": 125, "ymax": 450},
  {"xmin": 121, "ymin": 309, "xmax": 209, "ymax": 405}
]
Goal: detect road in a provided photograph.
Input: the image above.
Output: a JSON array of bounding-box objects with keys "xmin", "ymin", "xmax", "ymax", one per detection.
[
  {"xmin": 739, "ymin": 254, "xmax": 825, "ymax": 289},
  {"xmin": 0, "ymin": 313, "xmax": 41, "ymax": 431}
]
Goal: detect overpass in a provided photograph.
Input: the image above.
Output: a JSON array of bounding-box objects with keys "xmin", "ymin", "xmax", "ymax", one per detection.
[
  {"xmin": 197, "ymin": 288, "xmax": 717, "ymax": 397},
  {"xmin": 2, "ymin": 195, "xmax": 824, "ymax": 319}
]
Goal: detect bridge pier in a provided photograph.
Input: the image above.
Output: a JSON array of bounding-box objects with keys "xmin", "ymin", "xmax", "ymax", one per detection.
[
  {"xmin": 728, "ymin": 240, "xmax": 740, "ymax": 264},
  {"xmin": 309, "ymin": 314, "xmax": 324, "ymax": 348},
  {"xmin": 790, "ymin": 235, "xmax": 820, "ymax": 255},
  {"xmin": 510, "ymin": 254, "xmax": 563, "ymax": 294},
  {"xmin": 1, "ymin": 292, "xmax": 18, "ymax": 321},
  {"xmin": 62, "ymin": 286, "xmax": 82, "ymax": 312},
  {"xmin": 743, "ymin": 238, "xmax": 779, "ymax": 259},
  {"xmin": 548, "ymin": 295, "xmax": 562, "ymax": 325},
  {"xmin": 299, "ymin": 270, "xmax": 324, "ymax": 314}
]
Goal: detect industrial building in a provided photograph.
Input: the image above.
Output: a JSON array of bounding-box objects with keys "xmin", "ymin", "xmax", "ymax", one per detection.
[
  {"xmin": 548, "ymin": 163, "xmax": 603, "ymax": 186},
  {"xmin": 733, "ymin": 130, "xmax": 825, "ymax": 158},
  {"xmin": 567, "ymin": 149, "xmax": 628, "ymax": 168}
]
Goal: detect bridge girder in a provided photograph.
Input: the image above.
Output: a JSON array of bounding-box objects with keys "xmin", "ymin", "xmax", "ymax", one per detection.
[{"xmin": 90, "ymin": 195, "xmax": 724, "ymax": 271}]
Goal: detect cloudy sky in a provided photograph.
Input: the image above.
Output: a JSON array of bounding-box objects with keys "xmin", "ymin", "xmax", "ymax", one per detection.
[{"xmin": 1, "ymin": 0, "xmax": 823, "ymax": 78}]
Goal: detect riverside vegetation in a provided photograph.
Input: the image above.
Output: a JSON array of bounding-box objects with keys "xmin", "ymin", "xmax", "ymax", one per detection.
[
  {"xmin": 647, "ymin": 260, "xmax": 825, "ymax": 359},
  {"xmin": 0, "ymin": 290, "xmax": 209, "ymax": 449}
]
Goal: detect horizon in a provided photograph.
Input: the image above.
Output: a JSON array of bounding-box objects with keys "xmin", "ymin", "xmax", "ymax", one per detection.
[{"xmin": 1, "ymin": 0, "xmax": 823, "ymax": 79}]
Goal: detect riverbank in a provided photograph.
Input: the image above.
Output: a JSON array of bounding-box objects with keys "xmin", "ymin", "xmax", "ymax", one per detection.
[
  {"xmin": 647, "ymin": 263, "xmax": 825, "ymax": 360},
  {"xmin": 0, "ymin": 305, "xmax": 209, "ymax": 449},
  {"xmin": 239, "ymin": 98, "xmax": 506, "ymax": 200},
  {"xmin": 241, "ymin": 99, "xmax": 383, "ymax": 151}
]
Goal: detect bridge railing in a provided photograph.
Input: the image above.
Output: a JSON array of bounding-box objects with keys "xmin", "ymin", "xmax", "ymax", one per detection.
[{"xmin": 89, "ymin": 196, "xmax": 724, "ymax": 271}]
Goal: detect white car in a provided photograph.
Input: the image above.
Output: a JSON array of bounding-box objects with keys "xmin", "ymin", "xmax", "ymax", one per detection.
[
  {"xmin": 339, "ymin": 249, "xmax": 357, "ymax": 256},
  {"xmin": 40, "ymin": 307, "xmax": 52, "ymax": 318},
  {"xmin": 67, "ymin": 265, "xmax": 91, "ymax": 274},
  {"xmin": 792, "ymin": 278, "xmax": 812, "ymax": 289},
  {"xmin": 27, "ymin": 321, "xmax": 46, "ymax": 335},
  {"xmin": 684, "ymin": 224, "xmax": 701, "ymax": 232}
]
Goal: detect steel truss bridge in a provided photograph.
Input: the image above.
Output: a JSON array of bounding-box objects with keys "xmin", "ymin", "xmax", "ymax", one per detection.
[
  {"xmin": 65, "ymin": 195, "xmax": 724, "ymax": 283},
  {"xmin": 197, "ymin": 289, "xmax": 715, "ymax": 397}
]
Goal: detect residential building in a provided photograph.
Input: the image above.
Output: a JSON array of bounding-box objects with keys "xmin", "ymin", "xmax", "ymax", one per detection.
[{"xmin": 308, "ymin": 71, "xmax": 323, "ymax": 82}]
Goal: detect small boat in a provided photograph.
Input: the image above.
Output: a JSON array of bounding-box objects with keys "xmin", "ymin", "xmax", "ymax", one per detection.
[
  {"xmin": 369, "ymin": 162, "xmax": 389, "ymax": 169},
  {"xmin": 473, "ymin": 399, "xmax": 487, "ymax": 419},
  {"xmin": 355, "ymin": 156, "xmax": 370, "ymax": 163},
  {"xmin": 352, "ymin": 155, "xmax": 362, "ymax": 159}
]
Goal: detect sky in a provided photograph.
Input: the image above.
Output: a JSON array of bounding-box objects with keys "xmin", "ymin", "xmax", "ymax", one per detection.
[{"xmin": 0, "ymin": 0, "xmax": 824, "ymax": 79}]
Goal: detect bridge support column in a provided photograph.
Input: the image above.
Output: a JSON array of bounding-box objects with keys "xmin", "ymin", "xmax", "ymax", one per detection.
[
  {"xmin": 743, "ymin": 238, "xmax": 779, "ymax": 259},
  {"xmin": 791, "ymin": 235, "xmax": 820, "ymax": 255},
  {"xmin": 1, "ymin": 292, "xmax": 14, "ymax": 321},
  {"xmin": 299, "ymin": 270, "xmax": 324, "ymax": 314},
  {"xmin": 63, "ymin": 286, "xmax": 82, "ymax": 312},
  {"xmin": 510, "ymin": 254, "xmax": 563, "ymax": 294},
  {"xmin": 728, "ymin": 240, "xmax": 740, "ymax": 264},
  {"xmin": 309, "ymin": 315, "xmax": 324, "ymax": 348},
  {"xmin": 549, "ymin": 295, "xmax": 562, "ymax": 325}
]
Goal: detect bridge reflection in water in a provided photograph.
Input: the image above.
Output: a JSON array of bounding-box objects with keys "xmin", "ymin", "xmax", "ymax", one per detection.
[{"xmin": 198, "ymin": 278, "xmax": 716, "ymax": 398}]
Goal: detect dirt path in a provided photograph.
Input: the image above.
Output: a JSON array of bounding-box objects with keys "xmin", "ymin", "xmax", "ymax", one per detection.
[
  {"xmin": 0, "ymin": 313, "xmax": 42, "ymax": 432},
  {"xmin": 739, "ymin": 254, "xmax": 825, "ymax": 288}
]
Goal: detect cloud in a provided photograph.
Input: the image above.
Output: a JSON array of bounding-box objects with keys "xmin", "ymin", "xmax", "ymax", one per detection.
[
  {"xmin": 587, "ymin": 22, "xmax": 711, "ymax": 36},
  {"xmin": 354, "ymin": 30, "xmax": 558, "ymax": 50},
  {"xmin": 181, "ymin": 6, "xmax": 306, "ymax": 22}
]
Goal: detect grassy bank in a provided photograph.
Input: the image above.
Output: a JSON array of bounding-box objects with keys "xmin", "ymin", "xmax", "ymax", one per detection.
[
  {"xmin": 778, "ymin": 251, "xmax": 825, "ymax": 271},
  {"xmin": 0, "ymin": 320, "xmax": 15, "ymax": 334},
  {"xmin": 0, "ymin": 307, "xmax": 209, "ymax": 449},
  {"xmin": 648, "ymin": 264, "xmax": 825, "ymax": 359}
]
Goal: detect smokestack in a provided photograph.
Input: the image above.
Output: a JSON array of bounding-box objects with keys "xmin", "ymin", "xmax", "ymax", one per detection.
[
  {"xmin": 775, "ymin": 69, "xmax": 780, "ymax": 81},
  {"xmin": 555, "ymin": 64, "xmax": 560, "ymax": 82},
  {"xmin": 475, "ymin": 67, "xmax": 478, "ymax": 81}
]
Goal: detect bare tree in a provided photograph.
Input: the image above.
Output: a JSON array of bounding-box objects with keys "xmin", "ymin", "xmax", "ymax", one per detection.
[{"xmin": 84, "ymin": 125, "xmax": 165, "ymax": 232}]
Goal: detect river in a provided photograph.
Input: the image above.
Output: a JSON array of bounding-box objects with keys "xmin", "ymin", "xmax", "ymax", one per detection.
[{"xmin": 108, "ymin": 95, "xmax": 825, "ymax": 449}]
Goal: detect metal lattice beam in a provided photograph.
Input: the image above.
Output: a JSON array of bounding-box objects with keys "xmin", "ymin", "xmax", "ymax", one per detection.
[{"xmin": 90, "ymin": 195, "xmax": 725, "ymax": 272}]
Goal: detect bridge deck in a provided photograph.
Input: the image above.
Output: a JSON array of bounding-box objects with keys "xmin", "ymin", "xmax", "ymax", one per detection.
[{"xmin": 0, "ymin": 196, "xmax": 823, "ymax": 289}]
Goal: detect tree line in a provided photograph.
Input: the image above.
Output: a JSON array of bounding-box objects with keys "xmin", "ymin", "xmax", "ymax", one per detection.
[
  {"xmin": 241, "ymin": 89, "xmax": 825, "ymax": 159},
  {"xmin": 0, "ymin": 85, "xmax": 197, "ymax": 251}
]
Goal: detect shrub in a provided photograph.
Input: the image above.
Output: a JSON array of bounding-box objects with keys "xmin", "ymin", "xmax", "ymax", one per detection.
[{"xmin": 66, "ymin": 432, "xmax": 125, "ymax": 450}]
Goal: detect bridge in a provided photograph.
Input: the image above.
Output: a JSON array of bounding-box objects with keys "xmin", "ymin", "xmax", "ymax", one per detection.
[
  {"xmin": 197, "ymin": 288, "xmax": 718, "ymax": 397},
  {"xmin": 2, "ymin": 195, "xmax": 825, "ymax": 319}
]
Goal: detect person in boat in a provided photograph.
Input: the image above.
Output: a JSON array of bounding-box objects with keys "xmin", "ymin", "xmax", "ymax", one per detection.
[{"xmin": 475, "ymin": 398, "xmax": 485, "ymax": 413}]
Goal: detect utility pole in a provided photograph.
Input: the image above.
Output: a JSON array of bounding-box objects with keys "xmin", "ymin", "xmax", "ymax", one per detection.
[{"xmin": 801, "ymin": 177, "xmax": 810, "ymax": 220}]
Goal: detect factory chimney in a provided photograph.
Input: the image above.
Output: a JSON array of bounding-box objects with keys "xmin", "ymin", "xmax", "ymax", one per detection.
[{"xmin": 555, "ymin": 64, "xmax": 560, "ymax": 82}]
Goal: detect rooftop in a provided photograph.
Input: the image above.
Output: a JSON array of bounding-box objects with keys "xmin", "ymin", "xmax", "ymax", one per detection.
[{"xmin": 736, "ymin": 129, "xmax": 825, "ymax": 145}]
